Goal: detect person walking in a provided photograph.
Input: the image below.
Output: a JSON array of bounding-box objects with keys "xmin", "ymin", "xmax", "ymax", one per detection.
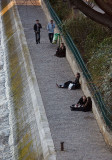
[
  {"xmin": 47, "ymin": 20, "xmax": 55, "ymax": 43},
  {"xmin": 34, "ymin": 20, "xmax": 42, "ymax": 44}
]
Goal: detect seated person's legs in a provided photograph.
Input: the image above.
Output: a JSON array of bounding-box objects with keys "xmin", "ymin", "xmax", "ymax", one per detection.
[
  {"xmin": 70, "ymin": 107, "xmax": 84, "ymax": 111},
  {"xmin": 64, "ymin": 81, "xmax": 72, "ymax": 88}
]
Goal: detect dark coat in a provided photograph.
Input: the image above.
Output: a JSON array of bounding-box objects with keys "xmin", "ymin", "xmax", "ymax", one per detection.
[
  {"xmin": 77, "ymin": 97, "xmax": 87, "ymax": 106},
  {"xmin": 83, "ymin": 98, "xmax": 92, "ymax": 112},
  {"xmin": 34, "ymin": 23, "xmax": 42, "ymax": 32},
  {"xmin": 56, "ymin": 46, "xmax": 66, "ymax": 57},
  {"xmin": 73, "ymin": 77, "xmax": 79, "ymax": 85},
  {"xmin": 71, "ymin": 77, "xmax": 81, "ymax": 89}
]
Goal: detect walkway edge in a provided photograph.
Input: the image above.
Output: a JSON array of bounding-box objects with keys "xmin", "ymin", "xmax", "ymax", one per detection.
[
  {"xmin": 12, "ymin": 1, "xmax": 56, "ymax": 159},
  {"xmin": 1, "ymin": 0, "xmax": 56, "ymax": 159},
  {"xmin": 40, "ymin": 0, "xmax": 112, "ymax": 148}
]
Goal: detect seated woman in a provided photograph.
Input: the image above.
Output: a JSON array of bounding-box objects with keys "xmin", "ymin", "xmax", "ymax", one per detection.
[
  {"xmin": 56, "ymin": 72, "xmax": 81, "ymax": 90},
  {"xmin": 70, "ymin": 96, "xmax": 92, "ymax": 112},
  {"xmin": 54, "ymin": 43, "xmax": 66, "ymax": 57}
]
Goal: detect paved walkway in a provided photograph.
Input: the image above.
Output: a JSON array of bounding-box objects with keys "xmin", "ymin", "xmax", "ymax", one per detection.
[{"xmin": 17, "ymin": 4, "xmax": 112, "ymax": 160}]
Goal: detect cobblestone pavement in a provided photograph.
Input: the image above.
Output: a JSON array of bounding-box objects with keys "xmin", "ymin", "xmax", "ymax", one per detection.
[{"xmin": 17, "ymin": 4, "xmax": 112, "ymax": 160}]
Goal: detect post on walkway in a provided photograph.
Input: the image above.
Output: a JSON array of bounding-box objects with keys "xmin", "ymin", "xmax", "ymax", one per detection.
[{"xmin": 60, "ymin": 142, "xmax": 64, "ymax": 151}]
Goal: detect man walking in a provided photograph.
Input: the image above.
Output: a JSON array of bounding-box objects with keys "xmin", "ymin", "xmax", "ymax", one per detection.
[
  {"xmin": 47, "ymin": 20, "xmax": 55, "ymax": 43},
  {"xmin": 34, "ymin": 20, "xmax": 42, "ymax": 44}
]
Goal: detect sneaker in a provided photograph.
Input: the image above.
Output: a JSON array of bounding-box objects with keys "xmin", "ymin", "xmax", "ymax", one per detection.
[{"xmin": 56, "ymin": 83, "xmax": 60, "ymax": 88}]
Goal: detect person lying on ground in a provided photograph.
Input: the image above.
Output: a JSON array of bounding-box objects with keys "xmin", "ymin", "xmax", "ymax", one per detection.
[
  {"xmin": 56, "ymin": 72, "xmax": 81, "ymax": 90},
  {"xmin": 70, "ymin": 97, "xmax": 92, "ymax": 112},
  {"xmin": 54, "ymin": 43, "xmax": 66, "ymax": 57}
]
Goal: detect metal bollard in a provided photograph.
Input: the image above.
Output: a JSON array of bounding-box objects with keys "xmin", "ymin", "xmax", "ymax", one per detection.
[{"xmin": 60, "ymin": 142, "xmax": 64, "ymax": 151}]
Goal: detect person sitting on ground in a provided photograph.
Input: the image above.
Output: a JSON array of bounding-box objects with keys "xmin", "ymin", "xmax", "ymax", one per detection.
[
  {"xmin": 70, "ymin": 95, "xmax": 87, "ymax": 108},
  {"xmin": 54, "ymin": 43, "xmax": 66, "ymax": 58},
  {"xmin": 70, "ymin": 96, "xmax": 92, "ymax": 112},
  {"xmin": 56, "ymin": 72, "xmax": 81, "ymax": 90}
]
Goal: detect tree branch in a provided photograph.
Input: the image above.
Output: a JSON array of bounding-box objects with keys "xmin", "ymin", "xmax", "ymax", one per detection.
[
  {"xmin": 94, "ymin": 0, "xmax": 112, "ymax": 17},
  {"xmin": 69, "ymin": 0, "xmax": 112, "ymax": 29}
]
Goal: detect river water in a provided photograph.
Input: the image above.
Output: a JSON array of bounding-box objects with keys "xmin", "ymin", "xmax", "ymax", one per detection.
[{"xmin": 0, "ymin": 2, "xmax": 13, "ymax": 159}]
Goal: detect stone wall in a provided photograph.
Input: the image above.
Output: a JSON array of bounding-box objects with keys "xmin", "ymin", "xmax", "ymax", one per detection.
[{"xmin": 1, "ymin": 0, "xmax": 56, "ymax": 159}]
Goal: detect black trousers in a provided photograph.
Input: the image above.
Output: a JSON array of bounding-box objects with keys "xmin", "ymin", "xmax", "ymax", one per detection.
[
  {"xmin": 71, "ymin": 107, "xmax": 84, "ymax": 111},
  {"xmin": 70, "ymin": 107, "xmax": 90, "ymax": 112},
  {"xmin": 35, "ymin": 32, "xmax": 40, "ymax": 43},
  {"xmin": 59, "ymin": 81, "xmax": 73, "ymax": 88},
  {"xmin": 49, "ymin": 33, "xmax": 54, "ymax": 43},
  {"xmin": 64, "ymin": 81, "xmax": 73, "ymax": 88}
]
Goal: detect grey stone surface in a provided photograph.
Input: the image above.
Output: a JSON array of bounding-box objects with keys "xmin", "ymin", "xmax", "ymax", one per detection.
[
  {"xmin": 0, "ymin": 4, "xmax": 12, "ymax": 158},
  {"xmin": 17, "ymin": 4, "xmax": 112, "ymax": 160}
]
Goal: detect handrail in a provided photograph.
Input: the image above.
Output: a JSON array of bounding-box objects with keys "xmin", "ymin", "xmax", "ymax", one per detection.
[{"xmin": 44, "ymin": 0, "xmax": 112, "ymax": 130}]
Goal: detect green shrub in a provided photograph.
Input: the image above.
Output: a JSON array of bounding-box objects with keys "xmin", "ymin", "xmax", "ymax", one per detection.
[
  {"xmin": 87, "ymin": 37, "xmax": 112, "ymax": 109},
  {"xmin": 50, "ymin": 0, "xmax": 72, "ymax": 20},
  {"xmin": 64, "ymin": 16, "xmax": 111, "ymax": 61}
]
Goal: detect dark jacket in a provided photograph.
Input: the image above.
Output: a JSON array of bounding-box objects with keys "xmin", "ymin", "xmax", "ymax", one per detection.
[
  {"xmin": 73, "ymin": 77, "xmax": 80, "ymax": 85},
  {"xmin": 56, "ymin": 46, "xmax": 66, "ymax": 57},
  {"xmin": 34, "ymin": 23, "xmax": 42, "ymax": 32},
  {"xmin": 77, "ymin": 97, "xmax": 87, "ymax": 106},
  {"xmin": 83, "ymin": 98, "xmax": 92, "ymax": 112},
  {"xmin": 71, "ymin": 77, "xmax": 81, "ymax": 89}
]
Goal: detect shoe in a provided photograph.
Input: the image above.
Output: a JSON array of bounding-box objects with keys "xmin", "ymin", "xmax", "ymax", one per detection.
[
  {"xmin": 36, "ymin": 42, "xmax": 38, "ymax": 44},
  {"xmin": 56, "ymin": 83, "xmax": 60, "ymax": 88}
]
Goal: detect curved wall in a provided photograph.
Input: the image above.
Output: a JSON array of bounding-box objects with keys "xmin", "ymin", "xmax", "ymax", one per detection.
[{"xmin": 1, "ymin": 0, "xmax": 56, "ymax": 159}]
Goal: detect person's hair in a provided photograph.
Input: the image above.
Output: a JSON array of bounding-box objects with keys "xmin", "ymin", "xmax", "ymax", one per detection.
[
  {"xmin": 36, "ymin": 20, "xmax": 39, "ymax": 21},
  {"xmin": 77, "ymin": 72, "xmax": 80, "ymax": 78},
  {"xmin": 60, "ymin": 43, "xmax": 64, "ymax": 48},
  {"xmin": 83, "ymin": 95, "xmax": 86, "ymax": 98}
]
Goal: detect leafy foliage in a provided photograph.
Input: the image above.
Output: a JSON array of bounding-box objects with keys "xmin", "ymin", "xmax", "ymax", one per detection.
[
  {"xmin": 64, "ymin": 16, "xmax": 111, "ymax": 59},
  {"xmin": 50, "ymin": 0, "xmax": 71, "ymax": 20},
  {"xmin": 87, "ymin": 38, "xmax": 112, "ymax": 109}
]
